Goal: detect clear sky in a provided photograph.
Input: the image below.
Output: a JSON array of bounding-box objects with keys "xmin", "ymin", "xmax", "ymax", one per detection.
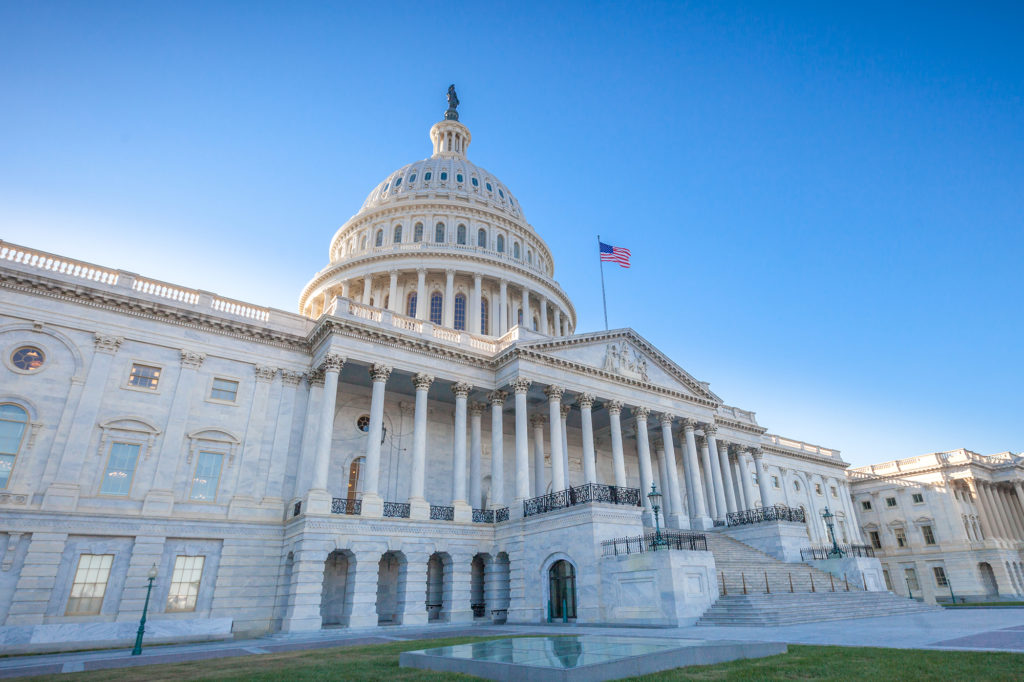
[{"xmin": 2, "ymin": 2, "xmax": 1021, "ymax": 468}]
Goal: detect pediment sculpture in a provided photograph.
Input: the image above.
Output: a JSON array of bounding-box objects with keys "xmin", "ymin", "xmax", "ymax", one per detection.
[{"xmin": 602, "ymin": 342, "xmax": 649, "ymax": 382}]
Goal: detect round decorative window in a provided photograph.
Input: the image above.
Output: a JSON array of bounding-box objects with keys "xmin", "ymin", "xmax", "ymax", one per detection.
[
  {"xmin": 356, "ymin": 415, "xmax": 370, "ymax": 432},
  {"xmin": 11, "ymin": 346, "xmax": 44, "ymax": 371}
]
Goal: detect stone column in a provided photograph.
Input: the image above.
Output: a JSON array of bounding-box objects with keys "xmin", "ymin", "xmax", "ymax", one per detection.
[
  {"xmin": 752, "ymin": 448, "xmax": 773, "ymax": 507},
  {"xmin": 446, "ymin": 552, "xmax": 475, "ymax": 623},
  {"xmin": 1013, "ymin": 483, "xmax": 1024, "ymax": 537},
  {"xmin": 361, "ymin": 274, "xmax": 372, "ymax": 304},
  {"xmin": 512, "ymin": 378, "xmax": 531, "ymax": 509},
  {"xmin": 998, "ymin": 486, "xmax": 1024, "ymax": 539},
  {"xmin": 520, "ymin": 287, "xmax": 530, "ymax": 328},
  {"xmin": 306, "ymin": 354, "xmax": 344, "ymax": 514},
  {"xmin": 697, "ymin": 435, "xmax": 718, "ymax": 521},
  {"xmin": 654, "ymin": 441, "xmax": 672, "ymax": 518},
  {"xmin": 339, "ymin": 280, "xmax": 349, "ymax": 299},
  {"xmin": 498, "ymin": 279, "xmax": 508, "ymax": 335},
  {"xmin": 681, "ymin": 419, "xmax": 711, "ymax": 528},
  {"xmin": 553, "ymin": 308, "xmax": 561, "ymax": 338},
  {"xmin": 469, "ymin": 402, "xmax": 485, "ymax": 509},
  {"xmin": 232, "ymin": 365, "xmax": 276, "ymax": 511},
  {"xmin": 607, "ymin": 401, "xmax": 627, "ymax": 488},
  {"xmin": 489, "ymin": 391, "xmax": 508, "ymax": 507},
  {"xmin": 979, "ymin": 483, "xmax": 1008, "ymax": 540},
  {"xmin": 400, "ymin": 554, "xmax": 429, "ymax": 626},
  {"xmin": 560, "ymin": 403, "xmax": 570, "ymax": 487},
  {"xmin": 265, "ymin": 371, "xmax": 303, "ymax": 502},
  {"xmin": 408, "ymin": 373, "xmax": 433, "ymax": 519},
  {"xmin": 361, "ymin": 363, "xmax": 391, "ymax": 517},
  {"xmin": 291, "ymin": 371, "xmax": 323, "ymax": 500},
  {"xmin": 388, "ymin": 270, "xmax": 399, "ymax": 312},
  {"xmin": 991, "ymin": 484, "xmax": 1017, "ymax": 540},
  {"xmin": 451, "ymin": 382, "xmax": 472, "ymax": 522},
  {"xmin": 658, "ymin": 414, "xmax": 686, "ymax": 528},
  {"xmin": 546, "ymin": 386, "xmax": 566, "ymax": 491},
  {"xmin": 738, "ymin": 450, "xmax": 758, "ymax": 507},
  {"xmin": 730, "ymin": 450, "xmax": 747, "ymax": 510},
  {"xmin": 704, "ymin": 425, "xmax": 729, "ymax": 521},
  {"xmin": 415, "ymin": 268, "xmax": 427, "ymax": 320},
  {"xmin": 578, "ymin": 394, "xmax": 597, "ymax": 484},
  {"xmin": 634, "ymin": 407, "xmax": 655, "ymax": 519},
  {"xmin": 443, "ymin": 269, "xmax": 455, "ymax": 328},
  {"xmin": 715, "ymin": 437, "xmax": 738, "ymax": 515},
  {"xmin": 539, "ymin": 296, "xmax": 549, "ymax": 335},
  {"xmin": 530, "ymin": 414, "xmax": 547, "ymax": 496},
  {"xmin": 967, "ymin": 479, "xmax": 994, "ymax": 540}
]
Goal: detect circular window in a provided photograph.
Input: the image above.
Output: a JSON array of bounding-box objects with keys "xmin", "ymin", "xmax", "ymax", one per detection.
[
  {"xmin": 356, "ymin": 414, "xmax": 370, "ymax": 432},
  {"xmin": 11, "ymin": 346, "xmax": 44, "ymax": 372}
]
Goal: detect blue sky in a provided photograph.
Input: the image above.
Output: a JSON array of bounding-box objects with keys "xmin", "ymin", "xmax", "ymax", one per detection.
[{"xmin": 2, "ymin": 2, "xmax": 1021, "ymax": 467}]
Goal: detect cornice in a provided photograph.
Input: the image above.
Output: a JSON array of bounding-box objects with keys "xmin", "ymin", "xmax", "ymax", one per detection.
[
  {"xmin": 716, "ymin": 417, "xmax": 768, "ymax": 437},
  {"xmin": 761, "ymin": 444, "xmax": 850, "ymax": 469},
  {"xmin": 310, "ymin": 317, "xmax": 494, "ymax": 369}
]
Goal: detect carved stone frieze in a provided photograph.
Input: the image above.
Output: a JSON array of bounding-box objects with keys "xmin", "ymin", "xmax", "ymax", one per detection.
[
  {"xmin": 307, "ymin": 368, "xmax": 325, "ymax": 387},
  {"xmin": 320, "ymin": 353, "xmax": 345, "ymax": 373},
  {"xmin": 180, "ymin": 349, "xmax": 206, "ymax": 369},
  {"xmin": 633, "ymin": 406, "xmax": 650, "ymax": 421},
  {"xmin": 658, "ymin": 412, "xmax": 675, "ymax": 427},
  {"xmin": 602, "ymin": 341, "xmax": 649, "ymax": 382},
  {"xmin": 543, "ymin": 384, "xmax": 564, "ymax": 401},
  {"xmin": 280, "ymin": 370, "xmax": 304, "ymax": 386},
  {"xmin": 93, "ymin": 333, "xmax": 124, "ymax": 355},
  {"xmin": 254, "ymin": 366, "xmax": 278, "ymax": 382}
]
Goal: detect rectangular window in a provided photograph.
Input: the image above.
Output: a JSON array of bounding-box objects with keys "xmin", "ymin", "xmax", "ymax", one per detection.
[
  {"xmin": 128, "ymin": 363, "xmax": 161, "ymax": 390},
  {"xmin": 904, "ymin": 567, "xmax": 920, "ymax": 592},
  {"xmin": 814, "ymin": 483, "xmax": 823, "ymax": 495},
  {"xmin": 772, "ymin": 476, "xmax": 780, "ymax": 489},
  {"xmin": 882, "ymin": 569, "xmax": 893, "ymax": 591},
  {"xmin": 869, "ymin": 531, "xmax": 882, "ymax": 549},
  {"xmin": 100, "ymin": 442, "xmax": 140, "ymax": 496},
  {"xmin": 912, "ymin": 492, "xmax": 924, "ymax": 504},
  {"xmin": 885, "ymin": 496, "xmax": 897, "ymax": 507},
  {"xmin": 895, "ymin": 528, "xmax": 908, "ymax": 548},
  {"xmin": 210, "ymin": 378, "xmax": 239, "ymax": 402},
  {"xmin": 922, "ymin": 525, "xmax": 936, "ymax": 545},
  {"xmin": 167, "ymin": 555, "xmax": 205, "ymax": 612},
  {"xmin": 933, "ymin": 566, "xmax": 948, "ymax": 587},
  {"xmin": 861, "ymin": 500, "xmax": 872, "ymax": 511},
  {"xmin": 830, "ymin": 486, "xmax": 838, "ymax": 497},
  {"xmin": 66, "ymin": 554, "xmax": 114, "ymax": 615},
  {"xmin": 190, "ymin": 452, "xmax": 224, "ymax": 501}
]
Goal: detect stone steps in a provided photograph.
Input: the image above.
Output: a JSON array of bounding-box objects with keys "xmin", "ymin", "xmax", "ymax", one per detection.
[
  {"xmin": 697, "ymin": 592, "xmax": 937, "ymax": 626},
  {"xmin": 706, "ymin": 534, "xmax": 852, "ymax": 594}
]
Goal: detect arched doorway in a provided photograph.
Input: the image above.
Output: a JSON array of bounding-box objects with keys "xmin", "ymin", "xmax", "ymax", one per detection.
[
  {"xmin": 471, "ymin": 554, "xmax": 487, "ymax": 619},
  {"xmin": 548, "ymin": 560, "xmax": 577, "ymax": 620},
  {"xmin": 426, "ymin": 552, "xmax": 450, "ymax": 622},
  {"xmin": 376, "ymin": 551, "xmax": 406, "ymax": 625},
  {"xmin": 979, "ymin": 562, "xmax": 999, "ymax": 596},
  {"xmin": 347, "ymin": 457, "xmax": 364, "ymax": 503},
  {"xmin": 321, "ymin": 550, "xmax": 354, "ymax": 626}
]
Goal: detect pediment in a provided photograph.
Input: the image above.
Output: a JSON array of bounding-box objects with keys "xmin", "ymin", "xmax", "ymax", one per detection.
[{"xmin": 515, "ymin": 329, "xmax": 720, "ymax": 403}]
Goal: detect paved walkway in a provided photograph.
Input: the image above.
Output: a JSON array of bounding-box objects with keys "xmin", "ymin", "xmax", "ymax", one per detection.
[{"xmin": 1, "ymin": 609, "xmax": 1023, "ymax": 678}]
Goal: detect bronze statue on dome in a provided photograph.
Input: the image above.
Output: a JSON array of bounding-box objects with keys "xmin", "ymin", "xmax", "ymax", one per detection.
[{"xmin": 445, "ymin": 84, "xmax": 460, "ymax": 121}]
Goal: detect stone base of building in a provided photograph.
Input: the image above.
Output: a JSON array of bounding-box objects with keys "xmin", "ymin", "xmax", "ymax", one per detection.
[
  {"xmin": 806, "ymin": 556, "xmax": 886, "ymax": 591},
  {"xmin": 600, "ymin": 549, "xmax": 718, "ymax": 626},
  {"xmin": 719, "ymin": 521, "xmax": 807, "ymax": 563},
  {"xmin": 0, "ymin": 618, "xmax": 234, "ymax": 655}
]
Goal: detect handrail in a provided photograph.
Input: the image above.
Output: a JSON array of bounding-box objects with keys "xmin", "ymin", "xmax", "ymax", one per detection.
[{"xmin": 602, "ymin": 531, "xmax": 709, "ymax": 555}]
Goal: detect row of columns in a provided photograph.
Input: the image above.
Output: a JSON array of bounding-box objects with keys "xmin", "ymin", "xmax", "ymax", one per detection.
[{"xmin": 969, "ymin": 479, "xmax": 1024, "ymax": 542}]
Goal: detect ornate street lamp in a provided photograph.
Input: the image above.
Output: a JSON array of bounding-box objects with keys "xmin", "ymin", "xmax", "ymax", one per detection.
[
  {"xmin": 131, "ymin": 563, "xmax": 158, "ymax": 656},
  {"xmin": 647, "ymin": 483, "xmax": 668, "ymax": 549},
  {"xmin": 821, "ymin": 506, "xmax": 845, "ymax": 558}
]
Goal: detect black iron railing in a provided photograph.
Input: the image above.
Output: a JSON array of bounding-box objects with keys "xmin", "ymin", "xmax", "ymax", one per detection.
[
  {"xmin": 726, "ymin": 504, "xmax": 805, "ymax": 527},
  {"xmin": 800, "ymin": 544, "xmax": 875, "ymax": 561},
  {"xmin": 471, "ymin": 602, "xmax": 486, "ymax": 618},
  {"xmin": 472, "ymin": 508, "xmax": 494, "ymax": 523},
  {"xmin": 495, "ymin": 507, "xmax": 509, "ymax": 523},
  {"xmin": 712, "ymin": 518, "xmax": 726, "ymax": 527},
  {"xmin": 523, "ymin": 483, "xmax": 641, "ymax": 518},
  {"xmin": 430, "ymin": 505, "xmax": 455, "ymax": 521},
  {"xmin": 383, "ymin": 502, "xmax": 411, "ymax": 518},
  {"xmin": 602, "ymin": 531, "xmax": 709, "ymax": 555},
  {"xmin": 331, "ymin": 498, "xmax": 361, "ymax": 515}
]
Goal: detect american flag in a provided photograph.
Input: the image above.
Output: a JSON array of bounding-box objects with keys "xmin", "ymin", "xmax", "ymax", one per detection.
[{"xmin": 599, "ymin": 241, "xmax": 631, "ymax": 268}]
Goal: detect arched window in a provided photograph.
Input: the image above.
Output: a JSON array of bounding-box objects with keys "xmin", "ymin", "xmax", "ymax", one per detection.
[
  {"xmin": 435, "ymin": 223, "xmax": 445, "ymax": 243},
  {"xmin": 347, "ymin": 457, "xmax": 365, "ymax": 502},
  {"xmin": 477, "ymin": 228, "xmax": 487, "ymax": 248},
  {"xmin": 393, "ymin": 225, "xmax": 402, "ymax": 243},
  {"xmin": 407, "ymin": 292, "xmax": 417, "ymax": 318},
  {"xmin": 0, "ymin": 404, "xmax": 28, "ymax": 488},
  {"xmin": 480, "ymin": 298, "xmax": 489, "ymax": 335},
  {"xmin": 457, "ymin": 224, "xmax": 467, "ymax": 245},
  {"xmin": 429, "ymin": 292, "xmax": 443, "ymax": 325},
  {"xmin": 496, "ymin": 235, "xmax": 505, "ymax": 253},
  {"xmin": 548, "ymin": 560, "xmax": 577, "ymax": 620},
  {"xmin": 383, "ymin": 294, "xmax": 389, "ymax": 310},
  {"xmin": 414, "ymin": 222, "xmax": 424, "ymax": 242},
  {"xmin": 532, "ymin": 316, "xmax": 538, "ymax": 331},
  {"xmin": 454, "ymin": 293, "xmax": 467, "ymax": 330},
  {"xmin": 360, "ymin": 235, "xmax": 367, "ymax": 250},
  {"xmin": 513, "ymin": 242, "xmax": 521, "ymax": 259},
  {"xmin": 527, "ymin": 249, "xmax": 533, "ymax": 265},
  {"xmin": 375, "ymin": 229, "xmax": 384, "ymax": 247},
  {"xmin": 517, "ymin": 308, "xmax": 523, "ymax": 326}
]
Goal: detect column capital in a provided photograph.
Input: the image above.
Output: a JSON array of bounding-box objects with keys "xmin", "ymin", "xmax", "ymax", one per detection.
[
  {"xmin": 488, "ymin": 389, "xmax": 508, "ymax": 406},
  {"xmin": 695, "ymin": 434, "xmax": 707, "ymax": 448},
  {"xmin": 468, "ymin": 401, "xmax": 486, "ymax": 417},
  {"xmin": 255, "ymin": 366, "xmax": 278, "ymax": 383},
  {"xmin": 473, "ymin": 272, "xmax": 482, "ymax": 282},
  {"xmin": 680, "ymin": 417, "xmax": 697, "ymax": 431},
  {"xmin": 634, "ymin": 406, "xmax": 651, "ymax": 421},
  {"xmin": 369, "ymin": 363, "xmax": 392, "ymax": 383},
  {"xmin": 576, "ymin": 393, "xmax": 595, "ymax": 409},
  {"xmin": 657, "ymin": 412, "xmax": 675, "ymax": 427},
  {"xmin": 320, "ymin": 353, "xmax": 345, "ymax": 373},
  {"xmin": 543, "ymin": 385, "xmax": 564, "ymax": 401},
  {"xmin": 281, "ymin": 370, "xmax": 304, "ymax": 386},
  {"xmin": 499, "ymin": 278, "xmax": 508, "ymax": 287},
  {"xmin": 702, "ymin": 423, "xmax": 718, "ymax": 436},
  {"xmin": 529, "ymin": 413, "xmax": 547, "ymax": 428},
  {"xmin": 750, "ymin": 447, "xmax": 764, "ymax": 459},
  {"xmin": 445, "ymin": 268, "xmax": 456, "ymax": 277},
  {"xmin": 560, "ymin": 403, "xmax": 571, "ymax": 419},
  {"xmin": 728, "ymin": 444, "xmax": 744, "ymax": 456},
  {"xmin": 416, "ymin": 267, "xmax": 427, "ymax": 276},
  {"xmin": 412, "ymin": 373, "xmax": 434, "ymax": 391},
  {"xmin": 510, "ymin": 377, "xmax": 531, "ymax": 394},
  {"xmin": 451, "ymin": 381, "xmax": 472, "ymax": 399},
  {"xmin": 606, "ymin": 399, "xmax": 623, "ymax": 416},
  {"xmin": 307, "ymin": 368, "xmax": 325, "ymax": 387},
  {"xmin": 388, "ymin": 268, "xmax": 399, "ymax": 277},
  {"xmin": 93, "ymin": 333, "xmax": 124, "ymax": 355},
  {"xmin": 180, "ymin": 349, "xmax": 206, "ymax": 369}
]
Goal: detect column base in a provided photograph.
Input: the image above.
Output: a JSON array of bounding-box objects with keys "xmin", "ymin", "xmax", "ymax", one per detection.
[
  {"xmin": 41, "ymin": 483, "xmax": 79, "ymax": 511},
  {"xmin": 667, "ymin": 512, "xmax": 690, "ymax": 530},
  {"xmin": 641, "ymin": 509, "xmax": 655, "ymax": 527},
  {"xmin": 452, "ymin": 500, "xmax": 472, "ymax": 523},
  {"xmin": 280, "ymin": 615, "xmax": 323, "ymax": 632},
  {"xmin": 360, "ymin": 492, "xmax": 383, "ymax": 518},
  {"xmin": 401, "ymin": 612, "xmax": 428, "ymax": 626},
  {"xmin": 408, "ymin": 496, "xmax": 429, "ymax": 520},
  {"xmin": 690, "ymin": 515, "xmax": 714, "ymax": 531},
  {"xmin": 504, "ymin": 500, "xmax": 524, "ymax": 520},
  {"xmin": 446, "ymin": 609, "xmax": 474, "ymax": 623},
  {"xmin": 348, "ymin": 612, "xmax": 378, "ymax": 628},
  {"xmin": 141, "ymin": 489, "xmax": 175, "ymax": 516},
  {"xmin": 304, "ymin": 489, "xmax": 332, "ymax": 515}
]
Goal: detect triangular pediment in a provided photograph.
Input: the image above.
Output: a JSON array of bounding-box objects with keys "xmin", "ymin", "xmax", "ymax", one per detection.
[{"xmin": 514, "ymin": 329, "xmax": 720, "ymax": 403}]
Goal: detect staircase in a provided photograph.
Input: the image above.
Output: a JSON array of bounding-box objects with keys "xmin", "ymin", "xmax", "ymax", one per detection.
[{"xmin": 697, "ymin": 533, "xmax": 937, "ymax": 626}]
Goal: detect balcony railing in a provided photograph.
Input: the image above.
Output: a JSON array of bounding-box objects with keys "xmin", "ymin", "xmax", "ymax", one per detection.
[
  {"xmin": 726, "ymin": 504, "xmax": 805, "ymax": 527},
  {"xmin": 331, "ymin": 498, "xmax": 361, "ymax": 515},
  {"xmin": 800, "ymin": 544, "xmax": 876, "ymax": 561},
  {"xmin": 430, "ymin": 505, "xmax": 455, "ymax": 521},
  {"xmin": 524, "ymin": 483, "xmax": 641, "ymax": 518},
  {"xmin": 495, "ymin": 507, "xmax": 510, "ymax": 523},
  {"xmin": 602, "ymin": 531, "xmax": 709, "ymax": 556},
  {"xmin": 383, "ymin": 502, "xmax": 411, "ymax": 518},
  {"xmin": 472, "ymin": 508, "xmax": 494, "ymax": 523}
]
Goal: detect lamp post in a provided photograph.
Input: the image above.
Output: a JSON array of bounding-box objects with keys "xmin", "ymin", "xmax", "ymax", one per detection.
[
  {"xmin": 647, "ymin": 483, "xmax": 668, "ymax": 549},
  {"xmin": 821, "ymin": 506, "xmax": 844, "ymax": 558},
  {"xmin": 131, "ymin": 563, "xmax": 158, "ymax": 656}
]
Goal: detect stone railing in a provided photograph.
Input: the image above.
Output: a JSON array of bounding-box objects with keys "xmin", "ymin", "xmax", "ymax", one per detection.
[
  {"xmin": 523, "ymin": 483, "xmax": 641, "ymax": 518},
  {"xmin": 601, "ymin": 531, "xmax": 709, "ymax": 556},
  {"xmin": 1, "ymin": 242, "xmax": 120, "ymax": 285},
  {"xmin": 763, "ymin": 434, "xmax": 842, "ymax": 461},
  {"xmin": 726, "ymin": 504, "xmax": 805, "ymax": 527}
]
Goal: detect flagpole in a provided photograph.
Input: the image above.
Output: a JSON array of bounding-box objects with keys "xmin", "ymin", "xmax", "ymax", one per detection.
[{"xmin": 598, "ymin": 235, "xmax": 609, "ymax": 330}]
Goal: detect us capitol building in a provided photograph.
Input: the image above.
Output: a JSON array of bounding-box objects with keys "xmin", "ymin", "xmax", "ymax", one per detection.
[{"xmin": 0, "ymin": 91, "xmax": 926, "ymax": 651}]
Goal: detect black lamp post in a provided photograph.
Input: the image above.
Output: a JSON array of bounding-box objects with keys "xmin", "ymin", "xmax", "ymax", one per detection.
[
  {"xmin": 131, "ymin": 563, "xmax": 158, "ymax": 656},
  {"xmin": 821, "ymin": 506, "xmax": 845, "ymax": 558},
  {"xmin": 647, "ymin": 483, "xmax": 668, "ymax": 549}
]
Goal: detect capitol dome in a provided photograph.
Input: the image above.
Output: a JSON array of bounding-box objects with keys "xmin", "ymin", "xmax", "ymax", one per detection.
[{"xmin": 299, "ymin": 95, "xmax": 576, "ymax": 339}]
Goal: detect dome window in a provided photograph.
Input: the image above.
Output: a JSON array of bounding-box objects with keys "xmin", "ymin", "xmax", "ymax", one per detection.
[
  {"xmin": 456, "ymin": 173, "xmax": 464, "ymax": 183},
  {"xmin": 440, "ymin": 171, "xmax": 448, "ymax": 181},
  {"xmin": 435, "ymin": 222, "xmax": 445, "ymax": 242},
  {"xmin": 480, "ymin": 298, "xmax": 489, "ymax": 335},
  {"xmin": 393, "ymin": 225, "xmax": 402, "ymax": 244},
  {"xmin": 457, "ymin": 224, "xmax": 467, "ymax": 245},
  {"xmin": 454, "ymin": 293, "xmax": 467, "ymax": 330},
  {"xmin": 375, "ymin": 230, "xmax": 384, "ymax": 247},
  {"xmin": 471, "ymin": 177, "xmax": 479, "ymax": 187},
  {"xmin": 496, "ymin": 235, "xmax": 505, "ymax": 253},
  {"xmin": 414, "ymin": 222, "xmax": 424, "ymax": 242},
  {"xmin": 407, "ymin": 292, "xmax": 418, "ymax": 318},
  {"xmin": 486, "ymin": 182, "xmax": 492, "ymax": 192},
  {"xmin": 527, "ymin": 250, "xmax": 533, "ymax": 265},
  {"xmin": 429, "ymin": 292, "xmax": 443, "ymax": 325},
  {"xmin": 394, "ymin": 177, "xmax": 402, "ymax": 187},
  {"xmin": 498, "ymin": 188, "xmax": 504, "ymax": 199},
  {"xmin": 424, "ymin": 171, "xmax": 432, "ymax": 181},
  {"xmin": 360, "ymin": 235, "xmax": 368, "ymax": 250},
  {"xmin": 477, "ymin": 228, "xmax": 487, "ymax": 248},
  {"xmin": 513, "ymin": 242, "xmax": 521, "ymax": 259},
  {"xmin": 408, "ymin": 173, "xmax": 416, "ymax": 183},
  {"xmin": 382, "ymin": 183, "xmax": 389, "ymax": 193}
]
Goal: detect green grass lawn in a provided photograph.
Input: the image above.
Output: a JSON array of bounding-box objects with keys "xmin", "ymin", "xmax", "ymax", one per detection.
[{"xmin": 19, "ymin": 636, "xmax": 1024, "ymax": 681}]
